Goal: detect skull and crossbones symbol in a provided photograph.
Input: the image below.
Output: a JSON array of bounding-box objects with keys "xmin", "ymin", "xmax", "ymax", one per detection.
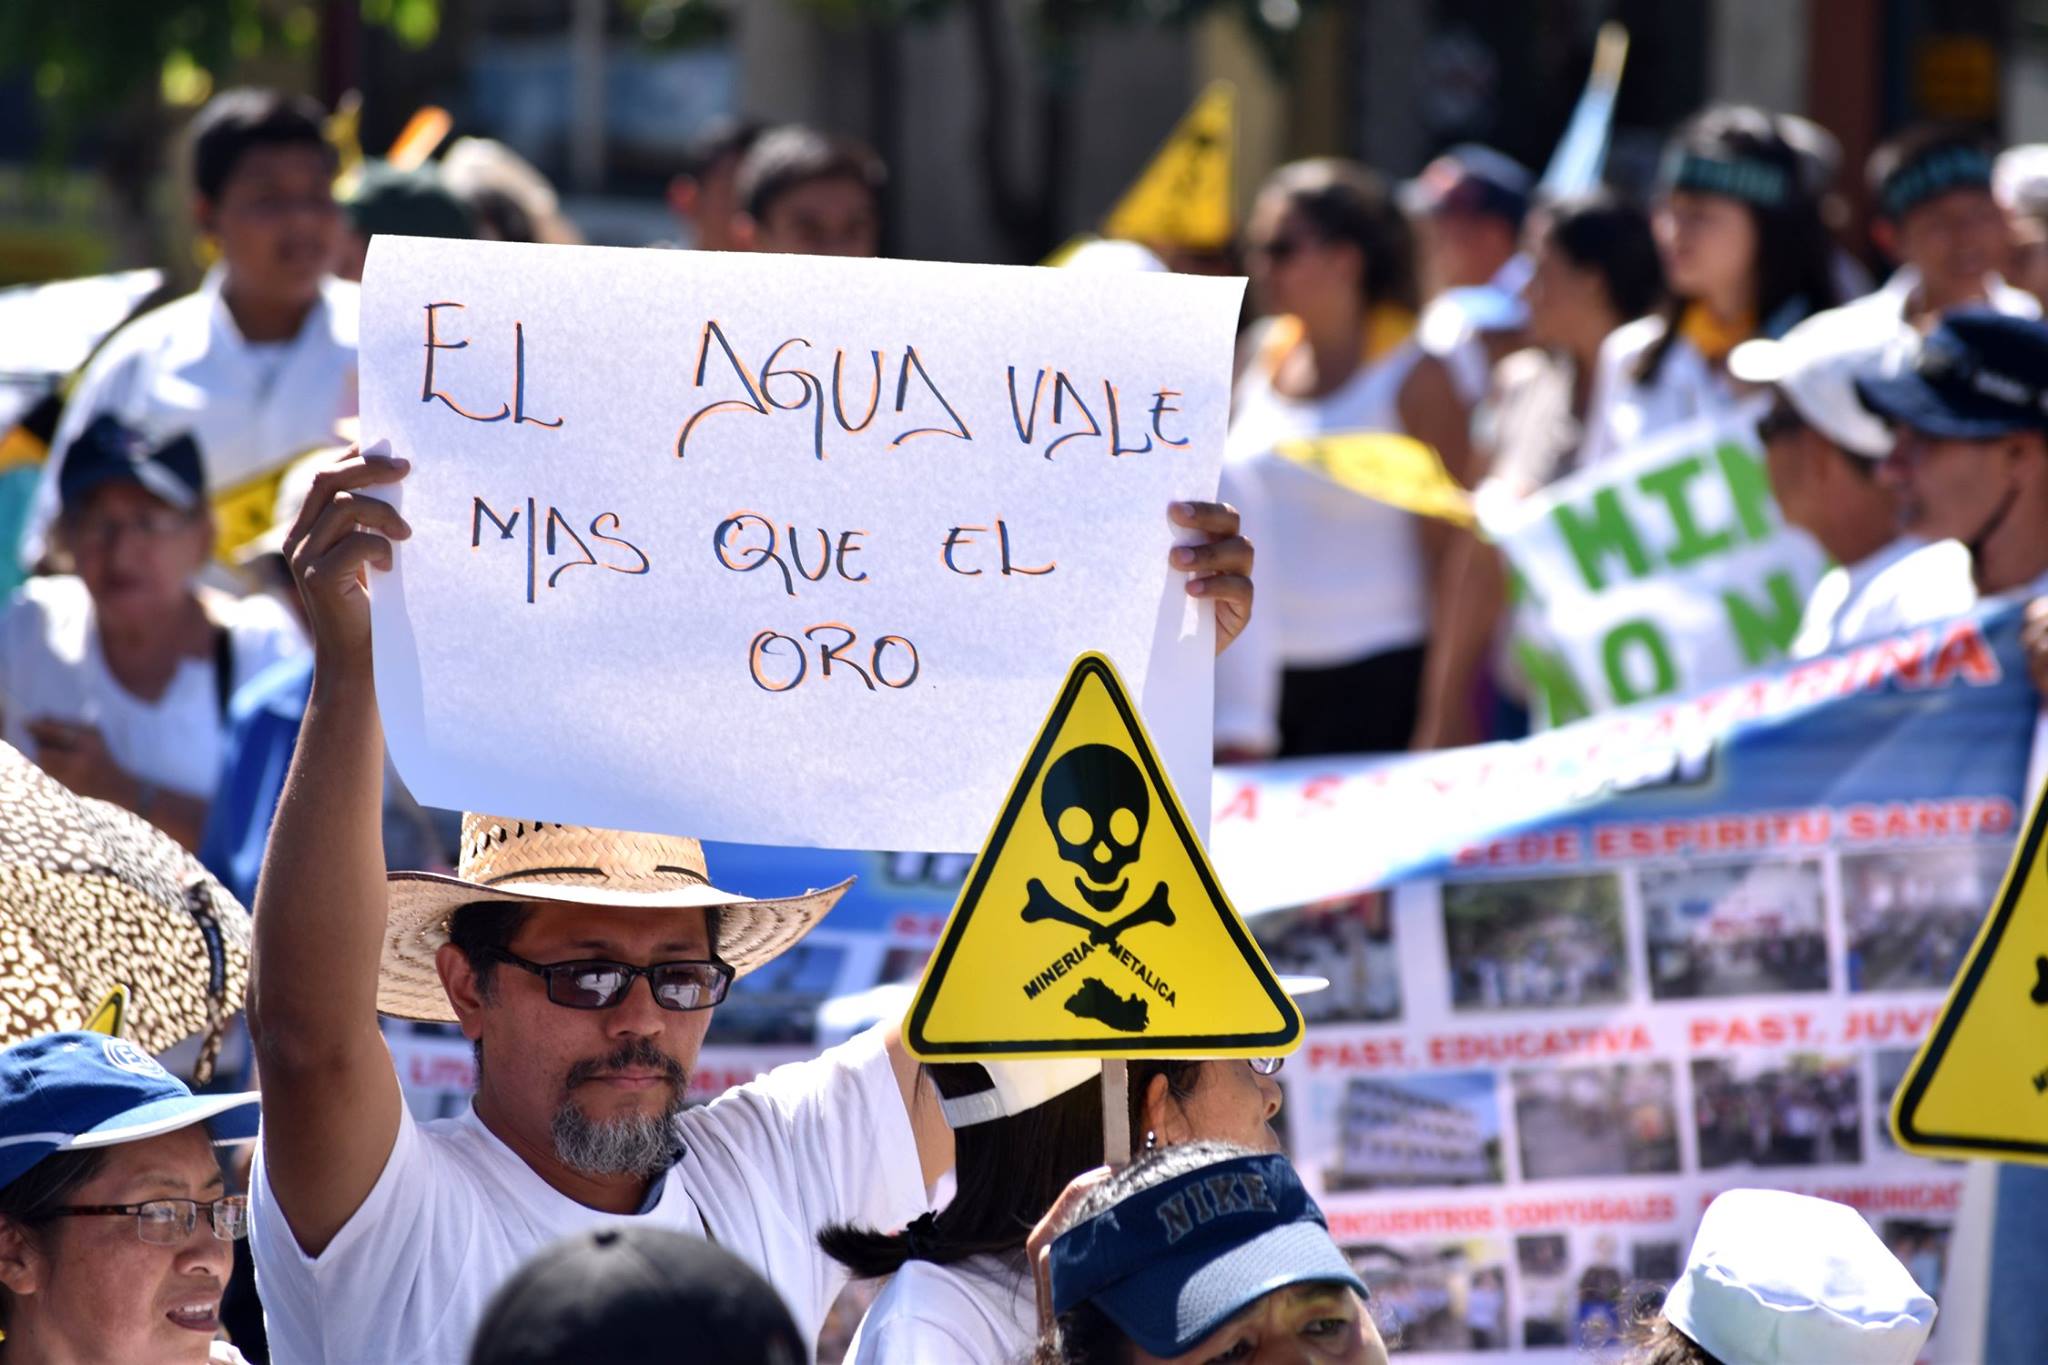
[{"xmin": 1022, "ymin": 743, "xmax": 1176, "ymax": 944}]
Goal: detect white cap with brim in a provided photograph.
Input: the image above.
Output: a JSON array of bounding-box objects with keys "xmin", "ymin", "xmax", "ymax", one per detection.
[
  {"xmin": 1664, "ymin": 1189, "xmax": 1936, "ymax": 1365},
  {"xmin": 1728, "ymin": 310, "xmax": 1907, "ymax": 459},
  {"xmin": 935, "ymin": 974, "xmax": 1328, "ymax": 1129}
]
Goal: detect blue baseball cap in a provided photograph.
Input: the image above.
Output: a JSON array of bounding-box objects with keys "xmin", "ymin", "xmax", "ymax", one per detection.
[
  {"xmin": 1048, "ymin": 1152, "xmax": 1368, "ymax": 1357},
  {"xmin": 58, "ymin": 415, "xmax": 206, "ymax": 517},
  {"xmin": 0, "ymin": 1032, "xmax": 260, "ymax": 1191},
  {"xmin": 1856, "ymin": 310, "xmax": 2048, "ymax": 442}
]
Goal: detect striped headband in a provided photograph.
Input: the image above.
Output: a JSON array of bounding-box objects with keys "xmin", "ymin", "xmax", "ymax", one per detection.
[
  {"xmin": 1880, "ymin": 145, "xmax": 1994, "ymax": 221},
  {"xmin": 1663, "ymin": 151, "xmax": 1791, "ymax": 209}
]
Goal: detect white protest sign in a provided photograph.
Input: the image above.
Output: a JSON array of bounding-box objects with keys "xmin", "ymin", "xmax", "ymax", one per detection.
[
  {"xmin": 1479, "ymin": 405, "xmax": 1827, "ymax": 725},
  {"xmin": 360, "ymin": 238, "xmax": 1245, "ymax": 850}
]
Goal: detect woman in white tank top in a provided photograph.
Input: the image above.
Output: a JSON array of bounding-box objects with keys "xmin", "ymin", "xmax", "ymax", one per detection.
[
  {"xmin": 1580, "ymin": 105, "xmax": 1842, "ymax": 467},
  {"xmin": 1221, "ymin": 159, "xmax": 1475, "ymax": 758}
]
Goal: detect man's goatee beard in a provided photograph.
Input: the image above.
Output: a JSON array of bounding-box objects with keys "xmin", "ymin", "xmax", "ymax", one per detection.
[{"xmin": 551, "ymin": 1099, "xmax": 684, "ymax": 1178}]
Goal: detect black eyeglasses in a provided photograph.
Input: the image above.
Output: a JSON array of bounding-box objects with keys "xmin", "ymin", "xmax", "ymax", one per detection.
[
  {"xmin": 484, "ymin": 949, "xmax": 733, "ymax": 1011},
  {"xmin": 1755, "ymin": 401, "xmax": 1808, "ymax": 444},
  {"xmin": 51, "ymin": 1195, "xmax": 249, "ymax": 1245}
]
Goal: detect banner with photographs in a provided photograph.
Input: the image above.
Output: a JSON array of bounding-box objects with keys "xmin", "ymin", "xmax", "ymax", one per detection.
[
  {"xmin": 424, "ymin": 603, "xmax": 2027, "ymax": 1361},
  {"xmin": 1239, "ymin": 603, "xmax": 2031, "ymax": 1362}
]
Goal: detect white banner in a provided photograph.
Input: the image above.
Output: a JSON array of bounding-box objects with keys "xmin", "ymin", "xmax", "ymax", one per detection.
[
  {"xmin": 1479, "ymin": 406, "xmax": 1827, "ymax": 724},
  {"xmin": 358, "ymin": 238, "xmax": 1245, "ymax": 850}
]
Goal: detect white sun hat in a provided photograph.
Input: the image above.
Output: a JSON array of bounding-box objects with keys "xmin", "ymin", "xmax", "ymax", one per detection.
[
  {"xmin": 1663, "ymin": 1188, "xmax": 1936, "ymax": 1365},
  {"xmin": 1727, "ymin": 309, "xmax": 1907, "ymax": 459}
]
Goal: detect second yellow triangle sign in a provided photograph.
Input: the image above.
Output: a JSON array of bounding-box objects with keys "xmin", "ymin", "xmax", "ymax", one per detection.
[{"xmin": 905, "ymin": 652, "xmax": 1301, "ymax": 1059}]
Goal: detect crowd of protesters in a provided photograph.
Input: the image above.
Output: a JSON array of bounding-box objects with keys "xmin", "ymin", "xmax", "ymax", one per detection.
[{"xmin": 0, "ymin": 73, "xmax": 2031, "ymax": 1364}]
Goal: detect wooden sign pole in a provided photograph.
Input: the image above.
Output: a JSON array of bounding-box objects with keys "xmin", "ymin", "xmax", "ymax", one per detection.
[{"xmin": 1102, "ymin": 1058, "xmax": 1131, "ymax": 1168}]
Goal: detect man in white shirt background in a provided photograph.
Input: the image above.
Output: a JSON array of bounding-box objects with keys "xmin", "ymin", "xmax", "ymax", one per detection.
[
  {"xmin": 1856, "ymin": 311, "xmax": 2048, "ymax": 607},
  {"xmin": 1401, "ymin": 144, "xmax": 1534, "ymax": 408},
  {"xmin": 21, "ymin": 88, "xmax": 360, "ymax": 573},
  {"xmin": 1728, "ymin": 312, "xmax": 1974, "ymax": 658},
  {"xmin": 1850, "ymin": 124, "xmax": 2039, "ymax": 336}
]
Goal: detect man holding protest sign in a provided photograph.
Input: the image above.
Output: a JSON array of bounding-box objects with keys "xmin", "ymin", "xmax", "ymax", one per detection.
[{"xmin": 243, "ymin": 443, "xmax": 1254, "ymax": 1363}]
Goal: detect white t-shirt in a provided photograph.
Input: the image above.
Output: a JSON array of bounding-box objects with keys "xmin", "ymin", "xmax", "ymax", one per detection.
[
  {"xmin": 23, "ymin": 271, "xmax": 360, "ymax": 569},
  {"xmin": 0, "ymin": 575, "xmax": 304, "ymax": 797},
  {"xmin": 249, "ymin": 1024, "xmax": 926, "ymax": 1365},
  {"xmin": 846, "ymin": 1254, "xmax": 1038, "ymax": 1365},
  {"xmin": 1578, "ymin": 316, "xmax": 1738, "ymax": 469},
  {"xmin": 1827, "ymin": 539, "xmax": 1979, "ymax": 650},
  {"xmin": 1222, "ymin": 331, "xmax": 1431, "ymax": 669},
  {"xmin": 1791, "ymin": 536, "xmax": 1973, "ymax": 658}
]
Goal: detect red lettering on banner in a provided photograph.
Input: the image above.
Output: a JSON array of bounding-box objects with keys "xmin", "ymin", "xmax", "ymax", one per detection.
[
  {"xmin": 1301, "ymin": 774, "xmax": 1344, "ymax": 808},
  {"xmin": 1427, "ymin": 1023, "xmax": 1650, "ymax": 1065},
  {"xmin": 889, "ymin": 913, "xmax": 947, "ymax": 941},
  {"xmin": 1842, "ymin": 1004, "xmax": 1940, "ymax": 1044},
  {"xmin": 1591, "ymin": 808, "xmax": 1830, "ymax": 861},
  {"xmin": 1503, "ymin": 1194, "xmax": 1676, "ymax": 1228},
  {"xmin": 1215, "ymin": 783, "xmax": 1258, "ymax": 824},
  {"xmin": 1839, "ymin": 797, "xmax": 2016, "ymax": 845},
  {"xmin": 1688, "ymin": 1012, "xmax": 1818, "ymax": 1049},
  {"xmin": 1325, "ymin": 1206, "xmax": 1497, "ymax": 1239},
  {"xmin": 1454, "ymin": 829, "xmax": 1584, "ymax": 869},
  {"xmin": 1929, "ymin": 619, "xmax": 2002, "ymax": 687},
  {"xmin": 1305, "ymin": 1037, "xmax": 1411, "ymax": 1071}
]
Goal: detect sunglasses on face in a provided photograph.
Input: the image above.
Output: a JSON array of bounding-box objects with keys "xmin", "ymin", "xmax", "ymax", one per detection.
[
  {"xmin": 483, "ymin": 948, "xmax": 733, "ymax": 1011},
  {"xmin": 1250, "ymin": 1056, "xmax": 1286, "ymax": 1076}
]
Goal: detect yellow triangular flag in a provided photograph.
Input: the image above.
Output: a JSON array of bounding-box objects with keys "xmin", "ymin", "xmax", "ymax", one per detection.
[
  {"xmin": 1276, "ymin": 432, "xmax": 1475, "ymax": 527},
  {"xmin": 83, "ymin": 985, "xmax": 129, "ymax": 1038},
  {"xmin": 387, "ymin": 105, "xmax": 453, "ymax": 172},
  {"xmin": 1101, "ymin": 82, "xmax": 1234, "ymax": 252}
]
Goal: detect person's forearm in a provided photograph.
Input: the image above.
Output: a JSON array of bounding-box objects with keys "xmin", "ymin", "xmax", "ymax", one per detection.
[{"xmin": 247, "ymin": 658, "xmax": 390, "ymax": 1069}]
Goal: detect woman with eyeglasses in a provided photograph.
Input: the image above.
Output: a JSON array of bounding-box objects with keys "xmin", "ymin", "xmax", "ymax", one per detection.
[
  {"xmin": 823, "ymin": 1056, "xmax": 1286, "ymax": 1364},
  {"xmin": 1218, "ymin": 158, "xmax": 1475, "ymax": 760},
  {"xmin": 0, "ymin": 415, "xmax": 302, "ymax": 850},
  {"xmin": 1578, "ymin": 105, "xmax": 1842, "ymax": 468},
  {"xmin": 0, "ymin": 1031, "xmax": 261, "ymax": 1363}
]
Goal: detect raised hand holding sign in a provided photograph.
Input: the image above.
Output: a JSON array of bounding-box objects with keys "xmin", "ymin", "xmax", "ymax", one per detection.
[{"xmin": 358, "ymin": 239, "xmax": 1245, "ymax": 851}]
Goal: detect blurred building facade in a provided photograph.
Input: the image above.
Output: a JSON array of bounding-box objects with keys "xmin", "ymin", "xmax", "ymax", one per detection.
[{"xmin": 1, "ymin": 0, "xmax": 2045, "ymax": 280}]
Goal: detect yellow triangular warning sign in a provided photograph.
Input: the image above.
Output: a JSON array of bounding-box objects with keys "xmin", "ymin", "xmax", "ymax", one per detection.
[
  {"xmin": 1892, "ymin": 787, "xmax": 2048, "ymax": 1163},
  {"xmin": 1101, "ymin": 82, "xmax": 1234, "ymax": 252},
  {"xmin": 905, "ymin": 653, "xmax": 1302, "ymax": 1060},
  {"xmin": 1275, "ymin": 432, "xmax": 1475, "ymax": 527},
  {"xmin": 83, "ymin": 985, "xmax": 129, "ymax": 1038}
]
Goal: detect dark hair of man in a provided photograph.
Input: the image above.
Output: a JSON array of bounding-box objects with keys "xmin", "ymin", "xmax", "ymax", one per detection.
[
  {"xmin": 1866, "ymin": 123, "xmax": 1997, "ymax": 223},
  {"xmin": 1638, "ymin": 105, "xmax": 1841, "ymax": 385},
  {"xmin": 0, "ymin": 1149, "xmax": 110, "ymax": 1329},
  {"xmin": 1544, "ymin": 190, "xmax": 1667, "ymax": 323},
  {"xmin": 447, "ymin": 901, "xmax": 723, "ymax": 1000},
  {"xmin": 682, "ymin": 116, "xmax": 766, "ymax": 182},
  {"xmin": 737, "ymin": 125, "xmax": 886, "ymax": 224},
  {"xmin": 190, "ymin": 87, "xmax": 336, "ymax": 202},
  {"xmin": 1263, "ymin": 158, "xmax": 1422, "ymax": 314}
]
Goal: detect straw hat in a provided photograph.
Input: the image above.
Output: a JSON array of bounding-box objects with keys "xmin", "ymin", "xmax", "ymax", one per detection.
[
  {"xmin": 0, "ymin": 744, "xmax": 250, "ymax": 1076},
  {"xmin": 378, "ymin": 814, "xmax": 852, "ymax": 1021}
]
